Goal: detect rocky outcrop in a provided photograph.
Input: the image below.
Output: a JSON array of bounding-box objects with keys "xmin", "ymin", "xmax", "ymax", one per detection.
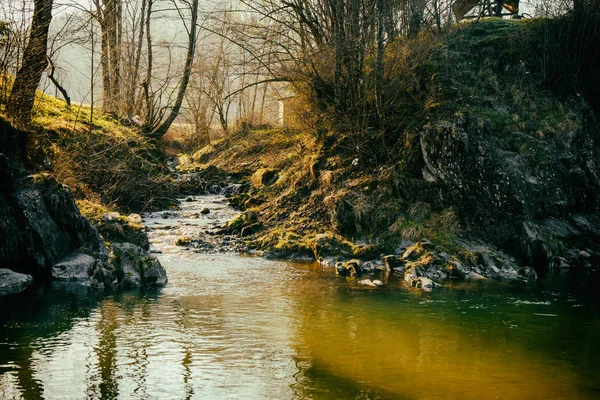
[
  {"xmin": 0, "ymin": 118, "xmax": 167, "ymax": 293},
  {"xmin": 0, "ymin": 268, "xmax": 33, "ymax": 295},
  {"xmin": 52, "ymin": 252, "xmax": 98, "ymax": 281},
  {"xmin": 96, "ymin": 211, "xmax": 150, "ymax": 250},
  {"xmin": 322, "ymin": 238, "xmax": 537, "ymax": 290},
  {"xmin": 109, "ymin": 243, "xmax": 167, "ymax": 288},
  {"xmin": 0, "ymin": 173, "xmax": 108, "ymax": 279},
  {"xmin": 419, "ymin": 113, "xmax": 600, "ymax": 272}
]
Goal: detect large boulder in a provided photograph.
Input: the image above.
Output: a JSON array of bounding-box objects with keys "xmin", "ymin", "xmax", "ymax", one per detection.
[
  {"xmin": 52, "ymin": 252, "xmax": 97, "ymax": 281},
  {"xmin": 0, "ymin": 268, "xmax": 33, "ymax": 295},
  {"xmin": 1, "ymin": 173, "xmax": 108, "ymax": 278},
  {"xmin": 419, "ymin": 114, "xmax": 600, "ymax": 272}
]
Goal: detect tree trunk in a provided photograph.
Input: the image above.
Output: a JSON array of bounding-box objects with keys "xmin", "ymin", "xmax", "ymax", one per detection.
[
  {"xmin": 150, "ymin": 0, "xmax": 199, "ymax": 139},
  {"xmin": 375, "ymin": 0, "xmax": 385, "ymax": 120},
  {"xmin": 126, "ymin": 0, "xmax": 146, "ymax": 117},
  {"xmin": 47, "ymin": 58, "xmax": 70, "ymax": 106},
  {"xmin": 143, "ymin": 0, "xmax": 155, "ymax": 129},
  {"xmin": 6, "ymin": 0, "xmax": 54, "ymax": 124}
]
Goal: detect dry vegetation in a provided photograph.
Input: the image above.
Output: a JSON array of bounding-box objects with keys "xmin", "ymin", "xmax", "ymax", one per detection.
[
  {"xmin": 1, "ymin": 86, "xmax": 175, "ymax": 213},
  {"xmin": 173, "ymin": 16, "xmax": 598, "ymax": 261}
]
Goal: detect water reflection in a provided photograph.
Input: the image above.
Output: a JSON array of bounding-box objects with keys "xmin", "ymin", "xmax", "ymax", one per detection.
[
  {"xmin": 1, "ymin": 195, "xmax": 599, "ymax": 399},
  {"xmin": 1, "ymin": 259, "xmax": 599, "ymax": 399}
]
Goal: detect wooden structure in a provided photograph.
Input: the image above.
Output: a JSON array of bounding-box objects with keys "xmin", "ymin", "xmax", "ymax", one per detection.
[{"xmin": 453, "ymin": 0, "xmax": 519, "ymax": 21}]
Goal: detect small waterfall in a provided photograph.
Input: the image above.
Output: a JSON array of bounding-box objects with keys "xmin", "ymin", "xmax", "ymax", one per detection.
[{"xmin": 217, "ymin": 183, "xmax": 241, "ymax": 196}]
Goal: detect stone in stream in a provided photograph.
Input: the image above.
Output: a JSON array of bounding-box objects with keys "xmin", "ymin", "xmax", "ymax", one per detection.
[
  {"xmin": 110, "ymin": 243, "xmax": 168, "ymax": 288},
  {"xmin": 52, "ymin": 252, "xmax": 97, "ymax": 281},
  {"xmin": 383, "ymin": 255, "xmax": 402, "ymax": 271},
  {"xmin": 336, "ymin": 259, "xmax": 362, "ymax": 276},
  {"xmin": 0, "ymin": 268, "xmax": 33, "ymax": 295},
  {"xmin": 200, "ymin": 208, "xmax": 210, "ymax": 215},
  {"xmin": 412, "ymin": 277, "xmax": 434, "ymax": 291},
  {"xmin": 358, "ymin": 279, "xmax": 384, "ymax": 287}
]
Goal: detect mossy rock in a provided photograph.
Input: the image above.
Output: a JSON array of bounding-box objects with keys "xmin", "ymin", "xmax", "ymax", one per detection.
[
  {"xmin": 251, "ymin": 168, "xmax": 278, "ymax": 187},
  {"xmin": 308, "ymin": 232, "xmax": 354, "ymax": 260},
  {"xmin": 225, "ymin": 209, "xmax": 260, "ymax": 234},
  {"xmin": 336, "ymin": 259, "xmax": 362, "ymax": 276}
]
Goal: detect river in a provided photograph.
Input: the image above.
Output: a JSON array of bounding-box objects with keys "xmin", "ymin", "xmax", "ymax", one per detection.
[{"xmin": 1, "ymin": 195, "xmax": 599, "ymax": 399}]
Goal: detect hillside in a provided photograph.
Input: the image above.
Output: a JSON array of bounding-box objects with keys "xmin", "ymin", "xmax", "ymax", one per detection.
[{"xmin": 175, "ymin": 19, "xmax": 600, "ymax": 279}]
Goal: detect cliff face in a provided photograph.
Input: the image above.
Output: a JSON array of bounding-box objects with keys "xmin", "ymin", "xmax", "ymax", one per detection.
[
  {"xmin": 0, "ymin": 118, "xmax": 107, "ymax": 279},
  {"xmin": 419, "ymin": 111, "xmax": 600, "ymax": 270},
  {"xmin": 0, "ymin": 118, "xmax": 167, "ymax": 294}
]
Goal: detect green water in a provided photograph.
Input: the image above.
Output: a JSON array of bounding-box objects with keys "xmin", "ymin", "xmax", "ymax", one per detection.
[{"xmin": 1, "ymin": 196, "xmax": 599, "ymax": 399}]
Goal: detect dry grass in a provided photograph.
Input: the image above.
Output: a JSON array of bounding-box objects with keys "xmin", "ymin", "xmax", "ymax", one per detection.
[{"xmin": 1, "ymin": 88, "xmax": 175, "ymax": 212}]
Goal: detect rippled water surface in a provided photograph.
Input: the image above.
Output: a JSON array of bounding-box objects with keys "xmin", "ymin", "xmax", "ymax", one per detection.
[{"xmin": 1, "ymin": 196, "xmax": 599, "ymax": 399}]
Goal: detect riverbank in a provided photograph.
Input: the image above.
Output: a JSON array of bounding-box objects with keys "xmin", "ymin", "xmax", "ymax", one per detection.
[
  {"xmin": 1, "ymin": 196, "xmax": 599, "ymax": 399},
  {"xmin": 0, "ymin": 114, "xmax": 168, "ymax": 295},
  {"xmin": 169, "ymin": 19, "xmax": 600, "ymax": 287}
]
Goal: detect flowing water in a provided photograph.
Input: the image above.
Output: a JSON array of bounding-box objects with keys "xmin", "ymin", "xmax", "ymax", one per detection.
[{"xmin": 1, "ymin": 196, "xmax": 599, "ymax": 400}]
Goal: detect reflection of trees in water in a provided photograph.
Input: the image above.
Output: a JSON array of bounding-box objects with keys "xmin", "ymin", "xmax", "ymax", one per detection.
[
  {"xmin": 0, "ymin": 283, "xmax": 163, "ymax": 398},
  {"xmin": 0, "ymin": 282, "xmax": 103, "ymax": 399},
  {"xmin": 171, "ymin": 293, "xmax": 228, "ymax": 399},
  {"xmin": 88, "ymin": 290, "xmax": 161, "ymax": 398},
  {"xmin": 97, "ymin": 300, "xmax": 119, "ymax": 399}
]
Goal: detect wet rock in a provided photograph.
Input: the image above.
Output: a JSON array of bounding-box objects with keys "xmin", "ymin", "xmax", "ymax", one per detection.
[
  {"xmin": 465, "ymin": 271, "xmax": 487, "ymax": 280},
  {"xmin": 336, "ymin": 259, "xmax": 362, "ymax": 276},
  {"xmin": 411, "ymin": 277, "xmax": 434, "ymax": 291},
  {"xmin": 404, "ymin": 266, "xmax": 419, "ymax": 283},
  {"xmin": 358, "ymin": 279, "xmax": 383, "ymax": 287},
  {"xmin": 552, "ymin": 257, "xmax": 571, "ymax": 269},
  {"xmin": 361, "ymin": 261, "xmax": 375, "ymax": 273},
  {"xmin": 0, "ymin": 268, "xmax": 33, "ymax": 295},
  {"xmin": 580, "ymin": 250, "xmax": 591, "ymax": 259},
  {"xmin": 110, "ymin": 243, "xmax": 167, "ymax": 288},
  {"xmin": 52, "ymin": 252, "xmax": 96, "ymax": 281},
  {"xmin": 518, "ymin": 266, "xmax": 537, "ymax": 281},
  {"xmin": 344, "ymin": 259, "xmax": 362, "ymax": 276},
  {"xmin": 200, "ymin": 207, "xmax": 210, "ymax": 215},
  {"xmin": 383, "ymin": 255, "xmax": 402, "ymax": 271},
  {"xmin": 445, "ymin": 260, "xmax": 467, "ymax": 279}
]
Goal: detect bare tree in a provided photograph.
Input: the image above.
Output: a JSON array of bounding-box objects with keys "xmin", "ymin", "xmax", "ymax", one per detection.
[
  {"xmin": 149, "ymin": 0, "xmax": 200, "ymax": 139},
  {"xmin": 92, "ymin": 0, "xmax": 123, "ymax": 115}
]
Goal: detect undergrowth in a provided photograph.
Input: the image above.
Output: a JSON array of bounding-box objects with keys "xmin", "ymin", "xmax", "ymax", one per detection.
[{"xmin": 2, "ymin": 88, "xmax": 175, "ymax": 212}]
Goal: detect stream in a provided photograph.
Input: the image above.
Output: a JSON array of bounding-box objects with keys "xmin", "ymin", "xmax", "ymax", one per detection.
[{"xmin": 1, "ymin": 195, "xmax": 599, "ymax": 399}]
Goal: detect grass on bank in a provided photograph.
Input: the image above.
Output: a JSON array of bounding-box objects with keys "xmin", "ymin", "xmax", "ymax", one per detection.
[
  {"xmin": 1, "ymin": 84, "xmax": 174, "ymax": 213},
  {"xmin": 174, "ymin": 18, "xmax": 591, "ymax": 261}
]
